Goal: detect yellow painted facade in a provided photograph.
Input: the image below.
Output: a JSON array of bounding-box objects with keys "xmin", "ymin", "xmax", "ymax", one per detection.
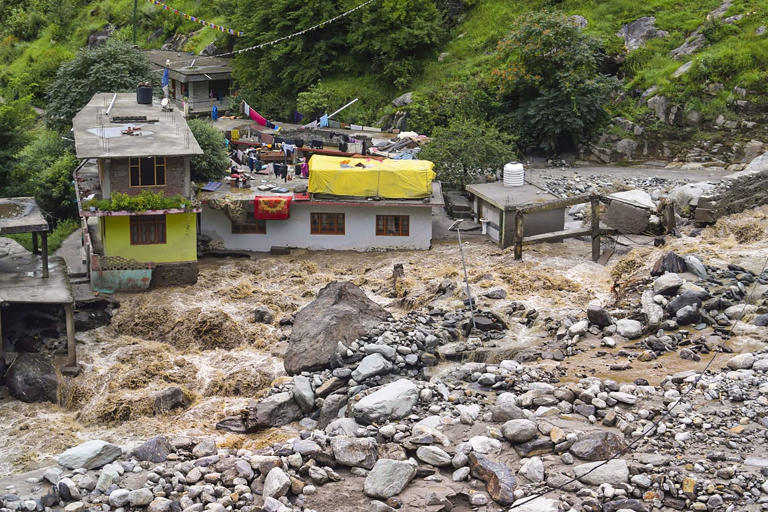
[{"xmin": 101, "ymin": 212, "xmax": 197, "ymax": 263}]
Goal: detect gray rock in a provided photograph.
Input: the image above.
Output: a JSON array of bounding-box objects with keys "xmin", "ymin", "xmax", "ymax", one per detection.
[
  {"xmin": 508, "ymin": 496, "xmax": 559, "ymax": 511},
  {"xmin": 684, "ymin": 255, "xmax": 707, "ymax": 278},
  {"xmin": 641, "ymin": 290, "xmax": 663, "ymax": 330},
  {"xmin": 43, "ymin": 467, "xmax": 62, "ymax": 485},
  {"xmin": 605, "ymin": 199, "xmax": 650, "ymax": 234},
  {"xmin": 670, "ymin": 34, "xmax": 705, "ymax": 59},
  {"xmin": 568, "ymin": 320, "xmax": 589, "ymax": 336},
  {"xmin": 727, "ymin": 353, "xmax": 755, "ymax": 370},
  {"xmin": 502, "ymin": 419, "xmax": 538, "ymax": 443},
  {"xmin": 391, "ymin": 92, "xmax": 413, "ymax": 107},
  {"xmin": 676, "ymin": 304, "xmax": 700, "ymax": 325},
  {"xmin": 152, "ymin": 386, "xmax": 190, "ymax": 414},
  {"xmin": 58, "ymin": 440, "xmax": 122, "ymax": 470},
  {"xmin": 416, "ymin": 446, "xmax": 451, "ymax": 466},
  {"xmin": 292, "ymin": 376, "xmax": 315, "ymax": 413},
  {"xmin": 95, "ymin": 465, "xmax": 120, "ymax": 492},
  {"xmin": 263, "ymin": 467, "xmax": 291, "ymax": 498},
  {"xmin": 191, "ymin": 438, "xmax": 217, "ymax": 458},
  {"xmin": 647, "ymin": 95, "xmax": 668, "ymax": 122},
  {"xmin": 570, "ymin": 432, "xmax": 626, "ymax": 461},
  {"xmin": 491, "ymin": 393, "xmax": 524, "ymax": 422},
  {"xmin": 653, "ymin": 273, "xmax": 683, "ymax": 296},
  {"xmin": 519, "ymin": 456, "xmax": 544, "ymax": 482},
  {"xmin": 483, "ymin": 288, "xmax": 507, "ymax": 299},
  {"xmin": 616, "ymin": 319, "xmax": 643, "ymax": 339},
  {"xmin": 617, "ymin": 16, "xmax": 669, "ymax": 51},
  {"xmin": 364, "ymin": 344, "xmax": 397, "ymax": 361},
  {"xmin": 364, "ymin": 459, "xmax": 417, "ymax": 499},
  {"xmin": 284, "ymin": 281, "xmax": 389, "ymax": 374},
  {"xmin": 252, "ymin": 391, "xmax": 302, "ymax": 428},
  {"xmin": 331, "ymin": 436, "xmax": 378, "ymax": 469},
  {"xmin": 352, "ymin": 379, "xmax": 418, "ymax": 424},
  {"xmin": 325, "ymin": 417, "xmax": 359, "ymax": 436},
  {"xmin": 132, "ymin": 436, "xmax": 173, "ymax": 463},
  {"xmin": 128, "ymin": 488, "xmax": 154, "ymax": 507},
  {"xmin": 452, "ymin": 467, "xmax": 470, "ymax": 481},
  {"xmin": 574, "ymin": 459, "xmax": 629, "ymax": 485},
  {"xmin": 351, "ymin": 353, "xmax": 393, "ymax": 382},
  {"xmin": 608, "ymin": 391, "xmax": 636, "ymax": 405},
  {"xmin": 108, "ymin": 490, "xmax": 130, "ymax": 508},
  {"xmin": 468, "ymin": 452, "xmax": 517, "ymax": 505},
  {"xmin": 148, "ymin": 497, "xmax": 172, "ymax": 512},
  {"xmin": 253, "ymin": 305, "xmax": 274, "ymax": 323},
  {"xmin": 587, "ymin": 304, "xmax": 614, "ymax": 328},
  {"xmin": 6, "ymin": 353, "xmax": 59, "ymax": 403}
]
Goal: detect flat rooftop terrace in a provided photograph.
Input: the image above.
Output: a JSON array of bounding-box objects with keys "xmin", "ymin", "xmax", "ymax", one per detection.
[
  {"xmin": 465, "ymin": 182, "xmax": 559, "ymax": 210},
  {"xmin": 0, "ymin": 239, "xmax": 73, "ymax": 305},
  {"xmin": 72, "ymin": 92, "xmax": 203, "ymax": 159},
  {"xmin": 0, "ymin": 197, "xmax": 48, "ymax": 235}
]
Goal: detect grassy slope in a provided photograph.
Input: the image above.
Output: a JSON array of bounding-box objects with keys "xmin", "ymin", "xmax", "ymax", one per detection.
[{"xmin": 2, "ymin": 0, "xmax": 767, "ymax": 133}]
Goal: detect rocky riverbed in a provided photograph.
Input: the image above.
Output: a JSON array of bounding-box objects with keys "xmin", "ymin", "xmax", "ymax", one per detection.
[{"xmin": 0, "ymin": 206, "xmax": 767, "ymax": 512}]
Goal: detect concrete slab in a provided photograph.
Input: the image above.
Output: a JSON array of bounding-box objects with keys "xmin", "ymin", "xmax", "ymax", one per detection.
[
  {"xmin": 72, "ymin": 93, "xmax": 203, "ymax": 159},
  {"xmin": 0, "ymin": 239, "xmax": 73, "ymax": 304},
  {"xmin": 465, "ymin": 182, "xmax": 558, "ymax": 210},
  {"xmin": 0, "ymin": 197, "xmax": 49, "ymax": 235}
]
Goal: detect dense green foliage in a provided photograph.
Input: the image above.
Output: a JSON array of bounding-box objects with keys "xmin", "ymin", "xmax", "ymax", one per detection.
[
  {"xmin": 83, "ymin": 190, "xmax": 188, "ymax": 212},
  {"xmin": 419, "ymin": 118, "xmax": 517, "ymax": 188},
  {"xmin": 188, "ymin": 119, "xmax": 231, "ymax": 182},
  {"xmin": 3, "ymin": 218, "xmax": 80, "ymax": 255},
  {"xmin": 45, "ymin": 40, "xmax": 152, "ymax": 131},
  {"xmin": 34, "ymin": 152, "xmax": 79, "ymax": 220}
]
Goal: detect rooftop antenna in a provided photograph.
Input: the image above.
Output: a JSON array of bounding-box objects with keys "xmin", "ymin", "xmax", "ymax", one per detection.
[{"xmin": 448, "ymin": 219, "xmax": 477, "ymax": 332}]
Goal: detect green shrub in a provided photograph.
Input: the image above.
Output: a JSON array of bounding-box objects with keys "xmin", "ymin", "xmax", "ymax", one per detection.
[
  {"xmin": 2, "ymin": 218, "xmax": 80, "ymax": 255},
  {"xmin": 188, "ymin": 119, "xmax": 230, "ymax": 183},
  {"xmin": 84, "ymin": 190, "xmax": 188, "ymax": 212}
]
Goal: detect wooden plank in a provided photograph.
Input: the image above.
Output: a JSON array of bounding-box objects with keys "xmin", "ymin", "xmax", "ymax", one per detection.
[
  {"xmin": 523, "ymin": 228, "xmax": 592, "ymax": 245},
  {"xmin": 597, "ymin": 247, "xmax": 615, "ymax": 265},
  {"xmin": 590, "ymin": 195, "xmax": 600, "ymax": 262},
  {"xmin": 513, "ymin": 210, "xmax": 523, "ymax": 260}
]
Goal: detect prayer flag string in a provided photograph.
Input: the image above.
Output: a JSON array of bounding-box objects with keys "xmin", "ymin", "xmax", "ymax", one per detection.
[{"xmin": 146, "ymin": 0, "xmax": 245, "ymax": 36}]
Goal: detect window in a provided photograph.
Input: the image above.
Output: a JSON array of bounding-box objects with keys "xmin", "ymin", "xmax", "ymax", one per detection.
[
  {"xmin": 232, "ymin": 211, "xmax": 267, "ymax": 234},
  {"xmin": 129, "ymin": 157, "xmax": 166, "ymax": 187},
  {"xmin": 130, "ymin": 215, "xmax": 166, "ymax": 245},
  {"xmin": 310, "ymin": 213, "xmax": 345, "ymax": 235},
  {"xmin": 376, "ymin": 215, "xmax": 409, "ymax": 236}
]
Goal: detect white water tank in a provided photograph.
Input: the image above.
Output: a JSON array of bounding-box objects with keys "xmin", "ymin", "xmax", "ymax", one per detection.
[{"xmin": 503, "ymin": 162, "xmax": 524, "ymax": 187}]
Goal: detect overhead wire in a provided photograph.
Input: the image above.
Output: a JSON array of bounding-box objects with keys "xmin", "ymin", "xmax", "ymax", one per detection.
[{"xmin": 508, "ymin": 253, "xmax": 768, "ymax": 509}]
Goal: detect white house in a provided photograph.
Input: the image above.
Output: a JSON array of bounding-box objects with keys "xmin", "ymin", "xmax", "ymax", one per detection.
[{"xmin": 199, "ymin": 156, "xmax": 442, "ymax": 252}]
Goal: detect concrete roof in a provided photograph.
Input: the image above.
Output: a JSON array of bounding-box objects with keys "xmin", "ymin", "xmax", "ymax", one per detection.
[
  {"xmin": 146, "ymin": 50, "xmax": 232, "ymax": 82},
  {"xmin": 0, "ymin": 240, "xmax": 73, "ymax": 304},
  {"xmin": 465, "ymin": 182, "xmax": 559, "ymax": 210},
  {"xmin": 73, "ymin": 93, "xmax": 203, "ymax": 159},
  {"xmin": 0, "ymin": 197, "xmax": 49, "ymax": 235}
]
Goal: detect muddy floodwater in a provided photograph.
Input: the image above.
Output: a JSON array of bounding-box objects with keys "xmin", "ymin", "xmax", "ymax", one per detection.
[{"xmin": 1, "ymin": 206, "xmax": 767, "ymax": 478}]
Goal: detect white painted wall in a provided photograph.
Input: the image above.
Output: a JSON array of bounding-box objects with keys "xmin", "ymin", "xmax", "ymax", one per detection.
[{"xmin": 201, "ymin": 203, "xmax": 433, "ymax": 251}]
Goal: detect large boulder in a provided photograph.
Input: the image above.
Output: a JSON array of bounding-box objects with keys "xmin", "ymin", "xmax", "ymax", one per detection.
[
  {"xmin": 364, "ymin": 459, "xmax": 417, "ymax": 499},
  {"xmin": 569, "ymin": 432, "xmax": 626, "ymax": 461},
  {"xmin": 131, "ymin": 436, "xmax": 173, "ymax": 463},
  {"xmin": 6, "ymin": 352, "xmax": 59, "ymax": 403},
  {"xmin": 574, "ymin": 459, "xmax": 629, "ymax": 485},
  {"xmin": 468, "ymin": 453, "xmax": 517, "ymax": 505},
  {"xmin": 58, "ymin": 440, "xmax": 122, "ymax": 470},
  {"xmin": 284, "ymin": 281, "xmax": 390, "ymax": 374},
  {"xmin": 249, "ymin": 392, "xmax": 302, "ymax": 429},
  {"xmin": 331, "ymin": 436, "xmax": 378, "ymax": 469},
  {"xmin": 352, "ymin": 379, "xmax": 418, "ymax": 424},
  {"xmin": 351, "ymin": 353, "xmax": 392, "ymax": 382}
]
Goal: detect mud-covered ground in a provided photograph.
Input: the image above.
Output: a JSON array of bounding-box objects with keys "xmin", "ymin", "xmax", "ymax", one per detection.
[{"xmin": 1, "ymin": 206, "xmax": 766, "ymax": 480}]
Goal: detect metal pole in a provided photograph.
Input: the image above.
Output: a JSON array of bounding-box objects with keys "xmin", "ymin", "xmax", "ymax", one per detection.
[
  {"xmin": 132, "ymin": 0, "xmax": 137, "ymax": 45},
  {"xmin": 456, "ymin": 223, "xmax": 476, "ymax": 331}
]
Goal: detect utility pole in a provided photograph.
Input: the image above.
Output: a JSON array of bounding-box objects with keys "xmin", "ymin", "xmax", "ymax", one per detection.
[{"xmin": 132, "ymin": 0, "xmax": 138, "ymax": 45}]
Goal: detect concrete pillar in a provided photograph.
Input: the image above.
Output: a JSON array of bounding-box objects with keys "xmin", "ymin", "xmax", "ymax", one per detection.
[
  {"xmin": 41, "ymin": 232, "xmax": 49, "ymax": 278},
  {"xmin": 62, "ymin": 302, "xmax": 79, "ymax": 375}
]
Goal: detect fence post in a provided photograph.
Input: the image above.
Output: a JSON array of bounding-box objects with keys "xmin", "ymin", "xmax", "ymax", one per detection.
[
  {"xmin": 665, "ymin": 202, "xmax": 676, "ymax": 234},
  {"xmin": 591, "ymin": 195, "xmax": 600, "ymax": 262},
  {"xmin": 514, "ymin": 209, "xmax": 524, "ymax": 260}
]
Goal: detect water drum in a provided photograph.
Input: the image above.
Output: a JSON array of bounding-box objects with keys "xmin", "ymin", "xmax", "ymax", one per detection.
[{"xmin": 503, "ymin": 162, "xmax": 525, "ymax": 187}]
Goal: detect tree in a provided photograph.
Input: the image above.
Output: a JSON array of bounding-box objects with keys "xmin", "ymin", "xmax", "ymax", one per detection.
[
  {"xmin": 188, "ymin": 119, "xmax": 230, "ymax": 182},
  {"xmin": 34, "ymin": 152, "xmax": 78, "ymax": 221},
  {"xmin": 491, "ymin": 11, "xmax": 618, "ymax": 152},
  {"xmin": 0, "ymin": 81, "xmax": 36, "ymax": 192},
  {"xmin": 419, "ymin": 118, "xmax": 518, "ymax": 189},
  {"xmin": 45, "ymin": 40, "xmax": 151, "ymax": 131}
]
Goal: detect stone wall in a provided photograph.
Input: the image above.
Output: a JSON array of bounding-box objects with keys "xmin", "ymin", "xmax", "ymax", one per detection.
[
  {"xmin": 150, "ymin": 261, "xmax": 198, "ymax": 287},
  {"xmin": 695, "ymin": 151, "xmax": 768, "ymax": 222}
]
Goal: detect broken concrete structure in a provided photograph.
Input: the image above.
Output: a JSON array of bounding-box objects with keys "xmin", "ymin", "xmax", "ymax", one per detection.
[
  {"xmin": 0, "ymin": 197, "xmax": 78, "ymax": 379},
  {"xmin": 694, "ymin": 151, "xmax": 768, "ymax": 223},
  {"xmin": 464, "ymin": 182, "xmax": 565, "ymax": 249}
]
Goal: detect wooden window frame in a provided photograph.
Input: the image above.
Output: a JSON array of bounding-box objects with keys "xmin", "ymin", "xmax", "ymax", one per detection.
[
  {"xmin": 310, "ymin": 212, "xmax": 345, "ymax": 235},
  {"xmin": 129, "ymin": 215, "xmax": 167, "ymax": 245},
  {"xmin": 376, "ymin": 215, "xmax": 410, "ymax": 236},
  {"xmin": 129, "ymin": 157, "xmax": 166, "ymax": 187},
  {"xmin": 232, "ymin": 210, "xmax": 267, "ymax": 234}
]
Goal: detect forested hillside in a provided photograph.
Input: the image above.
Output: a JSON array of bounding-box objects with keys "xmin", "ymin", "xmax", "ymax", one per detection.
[{"xmin": 1, "ymin": 0, "xmax": 767, "ymax": 224}]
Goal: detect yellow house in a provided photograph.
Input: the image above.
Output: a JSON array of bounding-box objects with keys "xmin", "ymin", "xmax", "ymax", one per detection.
[{"xmin": 72, "ymin": 92, "xmax": 204, "ymax": 291}]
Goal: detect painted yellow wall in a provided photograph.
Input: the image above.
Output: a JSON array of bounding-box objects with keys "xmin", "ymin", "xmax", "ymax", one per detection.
[{"xmin": 103, "ymin": 213, "xmax": 197, "ymax": 263}]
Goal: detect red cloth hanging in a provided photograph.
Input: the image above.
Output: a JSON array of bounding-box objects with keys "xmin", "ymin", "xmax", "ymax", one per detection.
[
  {"xmin": 254, "ymin": 196, "xmax": 291, "ymax": 220},
  {"xmin": 243, "ymin": 101, "xmax": 267, "ymax": 126}
]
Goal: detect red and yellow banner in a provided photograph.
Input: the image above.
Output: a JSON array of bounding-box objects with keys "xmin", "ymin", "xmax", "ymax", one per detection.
[
  {"xmin": 147, "ymin": 0, "xmax": 244, "ymax": 36},
  {"xmin": 254, "ymin": 196, "xmax": 292, "ymax": 220}
]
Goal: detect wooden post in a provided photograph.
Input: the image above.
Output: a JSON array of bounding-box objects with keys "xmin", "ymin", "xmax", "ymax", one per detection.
[
  {"xmin": 63, "ymin": 303, "xmax": 78, "ymax": 373},
  {"xmin": 591, "ymin": 195, "xmax": 601, "ymax": 262},
  {"xmin": 665, "ymin": 202, "xmax": 676, "ymax": 233},
  {"xmin": 0, "ymin": 305, "xmax": 4, "ymax": 366},
  {"xmin": 41, "ymin": 231, "xmax": 49, "ymax": 278},
  {"xmin": 514, "ymin": 210, "xmax": 524, "ymax": 260},
  {"xmin": 32, "ymin": 232, "xmax": 39, "ymax": 254}
]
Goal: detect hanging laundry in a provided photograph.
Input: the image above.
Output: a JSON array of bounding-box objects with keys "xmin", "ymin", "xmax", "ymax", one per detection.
[
  {"xmin": 242, "ymin": 101, "xmax": 266, "ymax": 126},
  {"xmin": 319, "ymin": 114, "xmax": 329, "ymax": 128}
]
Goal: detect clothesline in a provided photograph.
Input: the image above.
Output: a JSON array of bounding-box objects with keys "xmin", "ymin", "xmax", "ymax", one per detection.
[{"xmin": 163, "ymin": 0, "xmax": 379, "ymax": 66}]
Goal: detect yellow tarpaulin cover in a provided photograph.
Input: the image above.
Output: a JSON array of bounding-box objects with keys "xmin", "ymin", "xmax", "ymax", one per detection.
[{"xmin": 308, "ymin": 156, "xmax": 435, "ymax": 199}]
